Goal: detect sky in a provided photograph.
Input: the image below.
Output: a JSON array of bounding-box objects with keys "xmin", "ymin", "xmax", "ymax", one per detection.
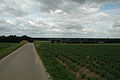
[{"xmin": 0, "ymin": 0, "xmax": 120, "ymax": 38}]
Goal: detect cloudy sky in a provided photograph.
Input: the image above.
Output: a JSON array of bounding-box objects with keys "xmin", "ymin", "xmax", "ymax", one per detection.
[{"xmin": 0, "ymin": 0, "xmax": 120, "ymax": 38}]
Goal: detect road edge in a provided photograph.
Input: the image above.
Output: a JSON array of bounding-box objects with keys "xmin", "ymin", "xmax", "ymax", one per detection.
[
  {"xmin": 0, "ymin": 43, "xmax": 27, "ymax": 62},
  {"xmin": 32, "ymin": 43, "xmax": 52, "ymax": 80}
]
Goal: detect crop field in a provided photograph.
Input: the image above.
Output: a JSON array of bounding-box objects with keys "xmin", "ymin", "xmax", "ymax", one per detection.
[
  {"xmin": 0, "ymin": 43, "xmax": 23, "ymax": 60},
  {"xmin": 35, "ymin": 42, "xmax": 120, "ymax": 80}
]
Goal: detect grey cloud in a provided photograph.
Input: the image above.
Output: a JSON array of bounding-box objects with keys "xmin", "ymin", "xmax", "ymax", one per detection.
[
  {"xmin": 0, "ymin": 0, "xmax": 38, "ymax": 17},
  {"xmin": 71, "ymin": 0, "xmax": 86, "ymax": 4},
  {"xmin": 0, "ymin": 26, "xmax": 7, "ymax": 31},
  {"xmin": 38, "ymin": 0, "xmax": 120, "ymax": 12},
  {"xmin": 108, "ymin": 21, "xmax": 120, "ymax": 37},
  {"xmin": 36, "ymin": 0, "xmax": 111, "ymax": 15},
  {"xmin": 35, "ymin": 0, "xmax": 63, "ymax": 12},
  {"xmin": 0, "ymin": 19, "xmax": 14, "ymax": 31},
  {"xmin": 34, "ymin": 0, "xmax": 118, "ymax": 14},
  {"xmin": 34, "ymin": 0, "xmax": 81, "ymax": 13},
  {"xmin": 62, "ymin": 23, "xmax": 83, "ymax": 30},
  {"xmin": 72, "ymin": 0, "xmax": 120, "ymax": 4},
  {"xmin": 109, "ymin": 29, "xmax": 120, "ymax": 37},
  {"xmin": 94, "ymin": 0, "xmax": 120, "ymax": 3},
  {"xmin": 112, "ymin": 21, "xmax": 120, "ymax": 27}
]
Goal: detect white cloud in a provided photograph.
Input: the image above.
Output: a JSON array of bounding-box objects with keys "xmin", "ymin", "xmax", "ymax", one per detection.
[{"xmin": 0, "ymin": 0, "xmax": 120, "ymax": 37}]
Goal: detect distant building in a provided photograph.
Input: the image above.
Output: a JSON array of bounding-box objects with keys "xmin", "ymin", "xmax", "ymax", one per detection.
[{"xmin": 98, "ymin": 41, "xmax": 104, "ymax": 44}]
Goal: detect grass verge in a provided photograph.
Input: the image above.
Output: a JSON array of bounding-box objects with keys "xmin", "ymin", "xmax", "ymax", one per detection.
[
  {"xmin": 34, "ymin": 42, "xmax": 76, "ymax": 80},
  {"xmin": 0, "ymin": 43, "xmax": 24, "ymax": 60}
]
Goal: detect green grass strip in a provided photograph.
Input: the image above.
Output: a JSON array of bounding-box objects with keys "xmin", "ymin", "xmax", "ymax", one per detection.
[
  {"xmin": 0, "ymin": 43, "xmax": 24, "ymax": 60},
  {"xmin": 34, "ymin": 42, "xmax": 76, "ymax": 80}
]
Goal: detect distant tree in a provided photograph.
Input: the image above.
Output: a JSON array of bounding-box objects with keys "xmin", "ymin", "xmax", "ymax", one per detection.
[{"xmin": 0, "ymin": 35, "xmax": 33, "ymax": 43}]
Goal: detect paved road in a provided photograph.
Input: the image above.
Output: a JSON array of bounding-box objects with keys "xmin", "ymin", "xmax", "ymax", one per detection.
[{"xmin": 0, "ymin": 43, "xmax": 49, "ymax": 80}]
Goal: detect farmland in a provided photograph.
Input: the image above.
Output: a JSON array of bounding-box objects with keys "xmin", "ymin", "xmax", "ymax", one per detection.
[
  {"xmin": 0, "ymin": 43, "xmax": 23, "ymax": 60},
  {"xmin": 35, "ymin": 42, "xmax": 120, "ymax": 80}
]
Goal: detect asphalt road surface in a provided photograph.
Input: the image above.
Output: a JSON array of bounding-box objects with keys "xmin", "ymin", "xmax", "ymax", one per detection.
[{"xmin": 0, "ymin": 43, "xmax": 49, "ymax": 80}]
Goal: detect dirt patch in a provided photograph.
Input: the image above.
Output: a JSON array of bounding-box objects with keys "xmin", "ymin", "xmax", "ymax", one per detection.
[
  {"xmin": 55, "ymin": 56, "xmax": 105, "ymax": 80},
  {"xmin": 79, "ymin": 66, "xmax": 98, "ymax": 77},
  {"xmin": 55, "ymin": 57, "xmax": 84, "ymax": 80},
  {"xmin": 20, "ymin": 40, "xmax": 29, "ymax": 44}
]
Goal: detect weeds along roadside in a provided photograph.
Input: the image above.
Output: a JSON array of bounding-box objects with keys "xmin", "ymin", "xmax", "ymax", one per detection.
[
  {"xmin": 34, "ymin": 42, "xmax": 76, "ymax": 80},
  {"xmin": 0, "ymin": 43, "xmax": 24, "ymax": 60}
]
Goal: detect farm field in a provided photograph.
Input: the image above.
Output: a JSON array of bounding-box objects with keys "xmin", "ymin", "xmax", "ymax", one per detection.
[
  {"xmin": 35, "ymin": 42, "xmax": 120, "ymax": 80},
  {"xmin": 0, "ymin": 43, "xmax": 23, "ymax": 60}
]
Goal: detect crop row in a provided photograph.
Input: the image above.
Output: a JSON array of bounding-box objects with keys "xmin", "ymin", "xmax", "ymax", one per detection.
[{"xmin": 35, "ymin": 42, "xmax": 120, "ymax": 80}]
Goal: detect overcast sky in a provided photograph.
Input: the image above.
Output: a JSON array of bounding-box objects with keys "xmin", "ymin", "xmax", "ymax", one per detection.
[{"xmin": 0, "ymin": 0, "xmax": 120, "ymax": 38}]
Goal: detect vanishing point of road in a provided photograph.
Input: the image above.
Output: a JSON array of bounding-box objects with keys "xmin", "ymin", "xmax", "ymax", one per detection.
[{"xmin": 0, "ymin": 43, "xmax": 49, "ymax": 80}]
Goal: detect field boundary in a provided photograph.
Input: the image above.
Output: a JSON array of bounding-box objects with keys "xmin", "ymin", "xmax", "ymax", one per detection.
[
  {"xmin": 32, "ymin": 43, "xmax": 52, "ymax": 80},
  {"xmin": 0, "ymin": 43, "xmax": 26, "ymax": 62}
]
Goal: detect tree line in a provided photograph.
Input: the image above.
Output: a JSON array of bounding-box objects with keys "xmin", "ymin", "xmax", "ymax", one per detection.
[
  {"xmin": 0, "ymin": 35, "xmax": 120, "ymax": 43},
  {"xmin": 0, "ymin": 35, "xmax": 33, "ymax": 43},
  {"xmin": 50, "ymin": 38, "xmax": 120, "ymax": 44}
]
